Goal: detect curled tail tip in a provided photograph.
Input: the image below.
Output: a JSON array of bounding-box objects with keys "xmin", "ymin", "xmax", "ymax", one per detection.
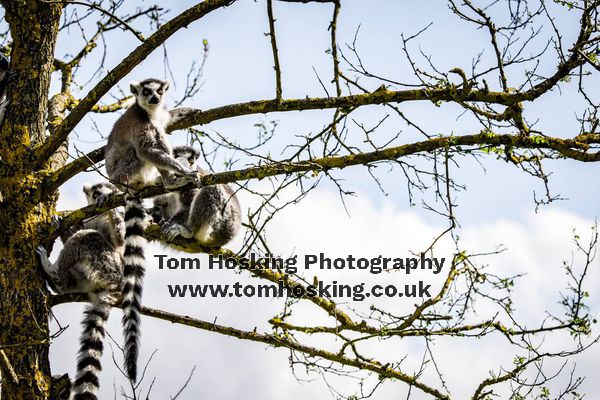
[
  {"xmin": 124, "ymin": 331, "xmax": 139, "ymax": 381},
  {"xmin": 126, "ymin": 361, "xmax": 138, "ymax": 383},
  {"xmin": 122, "ymin": 307, "xmax": 141, "ymax": 382}
]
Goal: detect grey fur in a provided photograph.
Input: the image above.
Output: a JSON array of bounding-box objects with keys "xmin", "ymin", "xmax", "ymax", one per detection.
[
  {"xmin": 36, "ymin": 182, "xmax": 124, "ymax": 400},
  {"xmin": 104, "ymin": 78, "xmax": 201, "ymax": 192},
  {"xmin": 103, "ymin": 78, "xmax": 198, "ymax": 382},
  {"xmin": 82, "ymin": 182, "xmax": 126, "ymax": 249},
  {"xmin": 37, "ymin": 182, "xmax": 124, "ymax": 294},
  {"xmin": 152, "ymin": 146, "xmax": 242, "ymax": 247}
]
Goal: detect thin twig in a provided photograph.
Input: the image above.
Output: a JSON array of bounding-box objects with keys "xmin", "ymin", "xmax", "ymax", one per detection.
[{"xmin": 266, "ymin": 0, "xmax": 283, "ymax": 102}]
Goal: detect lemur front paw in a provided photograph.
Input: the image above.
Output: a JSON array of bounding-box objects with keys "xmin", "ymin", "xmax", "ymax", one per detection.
[
  {"xmin": 185, "ymin": 170, "xmax": 203, "ymax": 189},
  {"xmin": 35, "ymin": 245, "xmax": 48, "ymax": 260},
  {"xmin": 50, "ymin": 215, "xmax": 62, "ymax": 231},
  {"xmin": 95, "ymin": 193, "xmax": 108, "ymax": 206},
  {"xmin": 162, "ymin": 223, "xmax": 192, "ymax": 241},
  {"xmin": 163, "ymin": 175, "xmax": 189, "ymax": 190}
]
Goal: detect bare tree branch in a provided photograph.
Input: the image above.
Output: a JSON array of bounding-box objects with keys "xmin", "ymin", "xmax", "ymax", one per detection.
[
  {"xmin": 49, "ymin": 130, "xmax": 600, "ymax": 244},
  {"xmin": 35, "ymin": 0, "xmax": 238, "ymax": 166},
  {"xmin": 266, "ymin": 0, "xmax": 283, "ymax": 102}
]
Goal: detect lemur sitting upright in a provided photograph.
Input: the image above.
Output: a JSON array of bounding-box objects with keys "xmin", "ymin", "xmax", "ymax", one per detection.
[
  {"xmin": 103, "ymin": 78, "xmax": 201, "ymax": 382},
  {"xmin": 36, "ymin": 182, "xmax": 125, "ymax": 400},
  {"xmin": 152, "ymin": 145, "xmax": 242, "ymax": 247},
  {"xmin": 104, "ymin": 79, "xmax": 201, "ymax": 193}
]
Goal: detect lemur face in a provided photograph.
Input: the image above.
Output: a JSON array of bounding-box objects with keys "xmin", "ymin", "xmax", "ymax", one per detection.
[
  {"xmin": 83, "ymin": 182, "xmax": 117, "ymax": 205},
  {"xmin": 130, "ymin": 79, "xmax": 170, "ymax": 108},
  {"xmin": 173, "ymin": 146, "xmax": 200, "ymax": 167}
]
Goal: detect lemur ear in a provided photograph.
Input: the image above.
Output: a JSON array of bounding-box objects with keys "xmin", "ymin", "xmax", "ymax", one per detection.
[
  {"xmin": 82, "ymin": 183, "xmax": 92, "ymax": 194},
  {"xmin": 162, "ymin": 80, "xmax": 170, "ymax": 92},
  {"xmin": 130, "ymin": 81, "xmax": 141, "ymax": 95}
]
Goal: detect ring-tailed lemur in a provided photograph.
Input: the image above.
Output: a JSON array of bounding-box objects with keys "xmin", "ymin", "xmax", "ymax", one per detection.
[
  {"xmin": 151, "ymin": 146, "xmax": 242, "ymax": 247},
  {"xmin": 104, "ymin": 78, "xmax": 201, "ymax": 382},
  {"xmin": 36, "ymin": 182, "xmax": 125, "ymax": 400},
  {"xmin": 105, "ymin": 78, "xmax": 201, "ymax": 192}
]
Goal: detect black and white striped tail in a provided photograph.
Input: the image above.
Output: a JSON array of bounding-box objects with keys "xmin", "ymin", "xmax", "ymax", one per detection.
[
  {"xmin": 121, "ymin": 197, "xmax": 147, "ymax": 382},
  {"xmin": 72, "ymin": 293, "xmax": 111, "ymax": 400}
]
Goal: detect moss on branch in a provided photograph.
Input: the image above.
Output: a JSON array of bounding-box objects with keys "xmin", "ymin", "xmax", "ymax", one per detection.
[
  {"xmin": 49, "ymin": 131, "xmax": 600, "ymax": 245},
  {"xmin": 35, "ymin": 0, "xmax": 238, "ymax": 166},
  {"xmin": 51, "ymin": 285, "xmax": 449, "ymax": 400}
]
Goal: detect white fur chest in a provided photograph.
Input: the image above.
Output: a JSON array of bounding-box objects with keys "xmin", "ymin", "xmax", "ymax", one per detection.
[{"xmin": 149, "ymin": 107, "xmax": 171, "ymax": 130}]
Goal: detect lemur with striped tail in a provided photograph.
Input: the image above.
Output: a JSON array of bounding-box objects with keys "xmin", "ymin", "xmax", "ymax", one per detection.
[
  {"xmin": 36, "ymin": 182, "xmax": 125, "ymax": 400},
  {"xmin": 151, "ymin": 145, "xmax": 241, "ymax": 247},
  {"xmin": 103, "ymin": 78, "xmax": 202, "ymax": 382}
]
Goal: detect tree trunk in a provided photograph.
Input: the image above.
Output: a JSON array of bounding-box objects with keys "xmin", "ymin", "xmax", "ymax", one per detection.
[{"xmin": 0, "ymin": 2, "xmax": 62, "ymax": 399}]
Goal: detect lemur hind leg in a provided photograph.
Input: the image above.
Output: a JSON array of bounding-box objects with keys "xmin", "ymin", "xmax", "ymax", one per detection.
[
  {"xmin": 39, "ymin": 230, "xmax": 124, "ymax": 294},
  {"xmin": 162, "ymin": 221, "xmax": 193, "ymax": 241},
  {"xmin": 189, "ymin": 186, "xmax": 237, "ymax": 246},
  {"xmin": 160, "ymin": 171, "xmax": 190, "ymax": 190},
  {"xmin": 35, "ymin": 246, "xmax": 63, "ymax": 291}
]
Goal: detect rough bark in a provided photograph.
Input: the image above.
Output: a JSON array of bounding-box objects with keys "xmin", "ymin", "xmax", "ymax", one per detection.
[{"xmin": 0, "ymin": 2, "xmax": 62, "ymax": 399}]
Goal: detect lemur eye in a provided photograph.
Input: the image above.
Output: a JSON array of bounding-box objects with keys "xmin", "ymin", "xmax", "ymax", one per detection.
[
  {"xmin": 92, "ymin": 190, "xmax": 100, "ymax": 198},
  {"xmin": 142, "ymin": 88, "xmax": 151, "ymax": 96},
  {"xmin": 157, "ymin": 89, "xmax": 163, "ymax": 95}
]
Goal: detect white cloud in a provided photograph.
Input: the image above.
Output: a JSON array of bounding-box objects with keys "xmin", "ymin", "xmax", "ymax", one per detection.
[{"xmin": 49, "ymin": 188, "xmax": 600, "ymax": 399}]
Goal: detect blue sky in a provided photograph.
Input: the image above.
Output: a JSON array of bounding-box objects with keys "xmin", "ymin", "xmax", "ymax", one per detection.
[
  {"xmin": 34, "ymin": 0, "xmax": 600, "ymax": 398},
  {"xmin": 54, "ymin": 0, "xmax": 600, "ymax": 223}
]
